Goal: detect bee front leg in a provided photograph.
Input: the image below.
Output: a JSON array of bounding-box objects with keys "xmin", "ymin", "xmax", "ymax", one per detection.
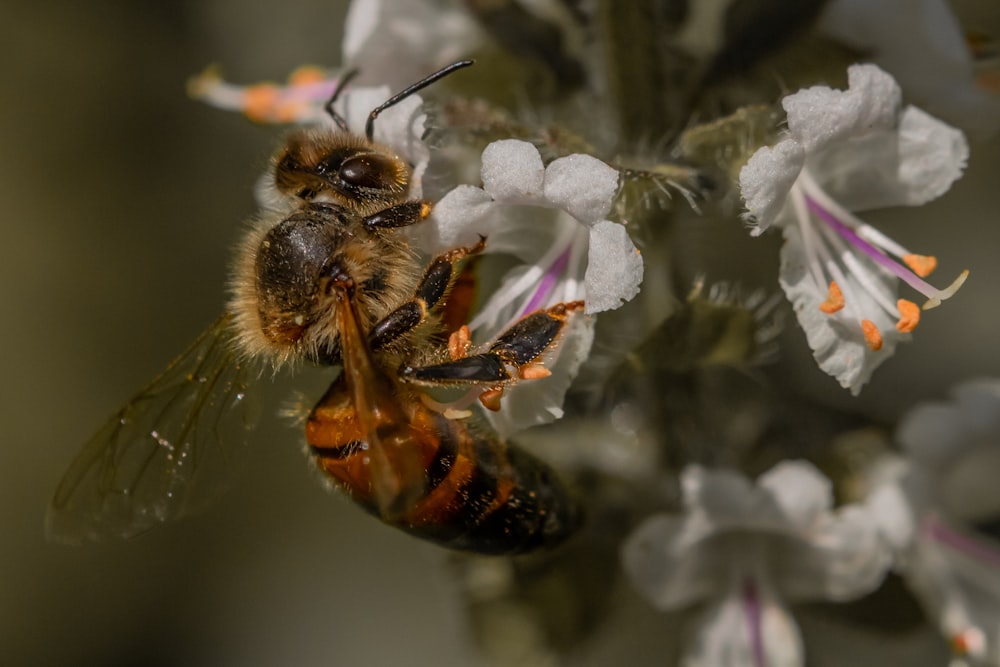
[
  {"xmin": 361, "ymin": 201, "xmax": 431, "ymax": 231},
  {"xmin": 399, "ymin": 301, "xmax": 584, "ymax": 387},
  {"xmin": 368, "ymin": 238, "xmax": 486, "ymax": 352}
]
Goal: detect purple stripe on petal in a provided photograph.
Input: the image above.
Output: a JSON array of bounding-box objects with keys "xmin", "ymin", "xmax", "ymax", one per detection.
[
  {"xmin": 521, "ymin": 245, "xmax": 571, "ymax": 315},
  {"xmin": 742, "ymin": 578, "xmax": 767, "ymax": 667},
  {"xmin": 924, "ymin": 515, "xmax": 1000, "ymax": 568}
]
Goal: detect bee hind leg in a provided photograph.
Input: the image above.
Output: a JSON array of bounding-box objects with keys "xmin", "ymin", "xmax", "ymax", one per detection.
[
  {"xmin": 368, "ymin": 237, "xmax": 486, "ymax": 351},
  {"xmin": 399, "ymin": 300, "xmax": 584, "ymax": 386}
]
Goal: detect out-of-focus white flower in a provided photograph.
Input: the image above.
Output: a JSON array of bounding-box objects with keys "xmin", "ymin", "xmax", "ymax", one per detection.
[
  {"xmin": 188, "ymin": 66, "xmax": 431, "ymax": 201},
  {"xmin": 624, "ymin": 461, "xmax": 890, "ymax": 667},
  {"xmin": 188, "ymin": 65, "xmax": 345, "ymax": 125},
  {"xmin": 425, "ymin": 139, "xmax": 633, "ymax": 435},
  {"xmin": 342, "ymin": 0, "xmax": 484, "ymax": 89},
  {"xmin": 867, "ymin": 379, "xmax": 1000, "ymax": 665},
  {"xmin": 739, "ymin": 63, "xmax": 969, "ymax": 395},
  {"xmin": 818, "ymin": 0, "xmax": 1000, "ymax": 137}
]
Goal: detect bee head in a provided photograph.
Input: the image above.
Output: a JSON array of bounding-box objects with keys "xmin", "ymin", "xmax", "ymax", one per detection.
[{"xmin": 273, "ymin": 132, "xmax": 410, "ymax": 211}]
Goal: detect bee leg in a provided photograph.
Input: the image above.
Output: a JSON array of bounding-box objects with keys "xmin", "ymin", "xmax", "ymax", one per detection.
[
  {"xmin": 368, "ymin": 238, "xmax": 486, "ymax": 352},
  {"xmin": 362, "ymin": 201, "xmax": 432, "ymax": 231},
  {"xmin": 399, "ymin": 301, "xmax": 584, "ymax": 384}
]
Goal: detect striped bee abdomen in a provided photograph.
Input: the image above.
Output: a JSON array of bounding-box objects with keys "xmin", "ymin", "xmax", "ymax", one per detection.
[{"xmin": 305, "ymin": 376, "xmax": 580, "ymax": 555}]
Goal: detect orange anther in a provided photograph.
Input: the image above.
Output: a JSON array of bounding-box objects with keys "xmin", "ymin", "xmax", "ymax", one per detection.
[
  {"xmin": 448, "ymin": 325, "xmax": 471, "ymax": 360},
  {"xmin": 819, "ymin": 281, "xmax": 845, "ymax": 314},
  {"xmin": 420, "ymin": 202, "xmax": 433, "ymax": 219},
  {"xmin": 949, "ymin": 626, "xmax": 985, "ymax": 657},
  {"xmin": 903, "ymin": 254, "xmax": 937, "ymax": 278},
  {"xmin": 861, "ymin": 320, "xmax": 883, "ymax": 351},
  {"xmin": 243, "ymin": 84, "xmax": 279, "ymax": 122},
  {"xmin": 895, "ymin": 299, "xmax": 921, "ymax": 333},
  {"xmin": 288, "ymin": 66, "xmax": 325, "ymax": 86},
  {"xmin": 518, "ymin": 364, "xmax": 552, "ymax": 380},
  {"xmin": 479, "ymin": 388, "xmax": 504, "ymax": 412}
]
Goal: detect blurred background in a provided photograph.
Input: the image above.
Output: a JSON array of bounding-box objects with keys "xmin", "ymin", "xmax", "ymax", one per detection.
[
  {"xmin": 2, "ymin": 1, "xmax": 999, "ymax": 666},
  {"xmin": 3, "ymin": 2, "xmax": 482, "ymax": 665}
]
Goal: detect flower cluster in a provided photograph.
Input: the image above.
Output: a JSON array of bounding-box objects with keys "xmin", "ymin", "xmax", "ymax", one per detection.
[
  {"xmin": 188, "ymin": 0, "xmax": 1000, "ymax": 665},
  {"xmin": 868, "ymin": 380, "xmax": 1000, "ymax": 665}
]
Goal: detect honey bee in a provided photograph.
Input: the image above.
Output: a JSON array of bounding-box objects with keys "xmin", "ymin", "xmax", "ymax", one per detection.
[{"xmin": 48, "ymin": 61, "xmax": 582, "ymax": 554}]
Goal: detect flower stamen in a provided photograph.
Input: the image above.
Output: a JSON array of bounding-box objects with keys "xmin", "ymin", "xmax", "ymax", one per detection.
[
  {"xmin": 861, "ymin": 320, "xmax": 883, "ymax": 351},
  {"xmin": 819, "ymin": 281, "xmax": 845, "ymax": 314},
  {"xmin": 799, "ymin": 170, "xmax": 968, "ymax": 310},
  {"xmin": 895, "ymin": 299, "xmax": 920, "ymax": 333},
  {"xmin": 902, "ymin": 254, "xmax": 937, "ymax": 277}
]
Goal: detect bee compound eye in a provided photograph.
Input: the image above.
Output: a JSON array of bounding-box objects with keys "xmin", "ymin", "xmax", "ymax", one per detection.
[{"xmin": 338, "ymin": 154, "xmax": 397, "ymax": 190}]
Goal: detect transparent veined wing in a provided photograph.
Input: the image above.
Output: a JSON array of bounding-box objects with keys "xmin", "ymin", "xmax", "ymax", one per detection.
[{"xmin": 46, "ymin": 313, "xmax": 258, "ymax": 543}]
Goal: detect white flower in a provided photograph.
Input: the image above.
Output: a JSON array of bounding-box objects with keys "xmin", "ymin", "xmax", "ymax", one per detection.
[
  {"xmin": 740, "ymin": 63, "xmax": 969, "ymax": 395},
  {"xmin": 867, "ymin": 379, "xmax": 1000, "ymax": 664},
  {"xmin": 342, "ymin": 0, "xmax": 484, "ymax": 89},
  {"xmin": 623, "ymin": 461, "xmax": 890, "ymax": 667},
  {"xmin": 424, "ymin": 139, "xmax": 634, "ymax": 435},
  {"xmin": 187, "ymin": 65, "xmax": 341, "ymax": 125},
  {"xmin": 818, "ymin": 0, "xmax": 1000, "ymax": 137}
]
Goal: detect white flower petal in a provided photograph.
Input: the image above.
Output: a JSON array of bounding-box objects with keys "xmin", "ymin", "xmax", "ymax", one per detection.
[
  {"xmin": 683, "ymin": 581, "xmax": 805, "ymax": 667},
  {"xmin": 342, "ymin": 0, "xmax": 380, "ymax": 63},
  {"xmin": 474, "ymin": 206, "xmax": 572, "ymax": 263},
  {"xmin": 337, "ymin": 85, "xmax": 390, "ymax": 137},
  {"xmin": 334, "ymin": 85, "xmax": 430, "ymax": 198},
  {"xmin": 779, "ymin": 223, "xmax": 905, "ymax": 395},
  {"xmin": 810, "ymin": 105, "xmax": 968, "ymax": 211},
  {"xmin": 784, "ymin": 64, "xmax": 901, "ymax": 154},
  {"xmin": 867, "ymin": 481, "xmax": 919, "ymax": 555},
  {"xmin": 773, "ymin": 505, "xmax": 890, "ymax": 602},
  {"xmin": 759, "ymin": 460, "xmax": 833, "ymax": 530},
  {"xmin": 893, "ymin": 106, "xmax": 969, "ymax": 205},
  {"xmin": 583, "ymin": 221, "xmax": 643, "ymax": 313},
  {"xmin": 622, "ymin": 513, "xmax": 726, "ymax": 610},
  {"xmin": 542, "ymin": 153, "xmax": 620, "ymax": 223},
  {"xmin": 739, "ymin": 139, "xmax": 805, "ymax": 234},
  {"xmin": 481, "ymin": 139, "xmax": 546, "ymax": 205},
  {"xmin": 938, "ymin": 447, "xmax": 1000, "ymax": 523},
  {"xmin": 683, "ymin": 466, "xmax": 758, "ymax": 521},
  {"xmin": 423, "ymin": 185, "xmax": 496, "ymax": 251},
  {"xmin": 899, "ymin": 379, "xmax": 1000, "ymax": 467},
  {"xmin": 897, "ymin": 402, "xmax": 967, "ymax": 465},
  {"xmin": 342, "ymin": 0, "xmax": 484, "ymax": 90},
  {"xmin": 818, "ymin": 0, "xmax": 1000, "ymax": 136},
  {"xmin": 680, "ymin": 466, "xmax": 797, "ymax": 535},
  {"xmin": 952, "ymin": 379, "xmax": 1000, "ymax": 434}
]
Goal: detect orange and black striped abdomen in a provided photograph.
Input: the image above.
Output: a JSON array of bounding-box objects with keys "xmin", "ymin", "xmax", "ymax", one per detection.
[{"xmin": 305, "ymin": 377, "xmax": 580, "ymax": 554}]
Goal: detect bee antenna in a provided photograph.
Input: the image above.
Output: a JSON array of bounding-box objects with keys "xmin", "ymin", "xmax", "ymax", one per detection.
[
  {"xmin": 324, "ymin": 68, "xmax": 362, "ymax": 132},
  {"xmin": 364, "ymin": 60, "xmax": 474, "ymax": 142}
]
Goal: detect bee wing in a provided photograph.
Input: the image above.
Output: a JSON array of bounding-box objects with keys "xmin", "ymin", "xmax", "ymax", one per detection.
[
  {"xmin": 47, "ymin": 314, "xmax": 257, "ymax": 544},
  {"xmin": 330, "ymin": 284, "xmax": 427, "ymax": 519}
]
